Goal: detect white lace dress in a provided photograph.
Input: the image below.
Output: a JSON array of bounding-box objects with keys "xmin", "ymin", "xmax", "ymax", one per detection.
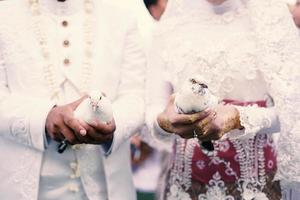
[{"xmin": 146, "ymin": 0, "xmax": 300, "ymax": 199}]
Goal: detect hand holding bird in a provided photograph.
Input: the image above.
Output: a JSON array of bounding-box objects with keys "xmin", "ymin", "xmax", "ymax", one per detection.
[
  {"xmin": 74, "ymin": 91, "xmax": 115, "ymax": 144},
  {"xmin": 46, "ymin": 91, "xmax": 116, "ymax": 153},
  {"xmin": 157, "ymin": 75, "xmax": 242, "ymax": 153}
]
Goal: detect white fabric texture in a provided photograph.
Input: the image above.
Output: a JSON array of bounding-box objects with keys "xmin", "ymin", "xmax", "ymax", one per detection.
[
  {"xmin": 0, "ymin": 0, "xmax": 145, "ymax": 200},
  {"xmin": 146, "ymin": 0, "xmax": 300, "ymax": 198}
]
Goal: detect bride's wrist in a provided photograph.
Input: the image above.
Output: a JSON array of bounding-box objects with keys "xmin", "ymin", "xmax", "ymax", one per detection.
[
  {"xmin": 233, "ymin": 106, "xmax": 244, "ymax": 130},
  {"xmin": 156, "ymin": 114, "xmax": 173, "ymax": 134}
]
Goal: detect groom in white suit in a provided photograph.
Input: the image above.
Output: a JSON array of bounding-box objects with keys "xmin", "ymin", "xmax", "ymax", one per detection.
[{"xmin": 0, "ymin": 0, "xmax": 145, "ymax": 199}]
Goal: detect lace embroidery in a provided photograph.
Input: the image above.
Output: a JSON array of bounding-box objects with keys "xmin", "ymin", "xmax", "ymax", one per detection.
[
  {"xmin": 233, "ymin": 105, "xmax": 273, "ymax": 140},
  {"xmin": 246, "ymin": 0, "xmax": 300, "ymax": 185},
  {"xmin": 198, "ymin": 172, "xmax": 235, "ymax": 200},
  {"xmin": 241, "ymin": 182, "xmax": 268, "ymax": 200},
  {"xmin": 166, "ymin": 135, "xmax": 273, "ymax": 199},
  {"xmin": 10, "ymin": 117, "xmax": 31, "ymax": 146}
]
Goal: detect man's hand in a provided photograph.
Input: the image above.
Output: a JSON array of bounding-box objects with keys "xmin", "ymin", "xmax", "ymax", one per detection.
[
  {"xmin": 46, "ymin": 95, "xmax": 116, "ymax": 145},
  {"xmin": 45, "ymin": 96, "xmax": 88, "ymax": 144},
  {"xmin": 157, "ymin": 95, "xmax": 211, "ymax": 139},
  {"xmin": 79, "ymin": 119, "xmax": 116, "ymax": 145}
]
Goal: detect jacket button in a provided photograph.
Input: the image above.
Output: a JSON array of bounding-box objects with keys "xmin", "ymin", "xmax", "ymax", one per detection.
[
  {"xmin": 63, "ymin": 40, "xmax": 70, "ymax": 47},
  {"xmin": 64, "ymin": 58, "xmax": 70, "ymax": 66},
  {"xmin": 62, "ymin": 20, "xmax": 68, "ymax": 27}
]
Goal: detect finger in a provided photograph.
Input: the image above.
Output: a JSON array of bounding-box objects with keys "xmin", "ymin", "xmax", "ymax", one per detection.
[
  {"xmin": 78, "ymin": 119, "xmax": 90, "ymax": 130},
  {"xmin": 172, "ymin": 124, "xmax": 197, "ymax": 139},
  {"xmin": 64, "ymin": 116, "xmax": 87, "ymax": 136},
  {"xmin": 73, "ymin": 129, "xmax": 90, "ymax": 144},
  {"xmin": 197, "ymin": 124, "xmax": 221, "ymax": 141},
  {"xmin": 87, "ymin": 128, "xmax": 113, "ymax": 144},
  {"xmin": 168, "ymin": 94, "xmax": 176, "ymax": 106},
  {"xmin": 171, "ymin": 110, "xmax": 211, "ymax": 125},
  {"xmin": 196, "ymin": 113, "xmax": 215, "ymax": 132},
  {"xmin": 89, "ymin": 119, "xmax": 116, "ymax": 135},
  {"xmin": 79, "ymin": 120, "xmax": 113, "ymax": 144},
  {"xmin": 59, "ymin": 125, "xmax": 79, "ymax": 145},
  {"xmin": 48, "ymin": 131, "xmax": 64, "ymax": 142},
  {"xmin": 69, "ymin": 95, "xmax": 89, "ymax": 110},
  {"xmin": 156, "ymin": 115, "xmax": 175, "ymax": 133},
  {"xmin": 78, "ymin": 120, "xmax": 98, "ymax": 143},
  {"xmin": 47, "ymin": 124, "xmax": 65, "ymax": 142},
  {"xmin": 53, "ymin": 131, "xmax": 65, "ymax": 142}
]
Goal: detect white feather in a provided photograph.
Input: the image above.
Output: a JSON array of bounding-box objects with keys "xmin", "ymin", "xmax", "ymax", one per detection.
[
  {"xmin": 74, "ymin": 91, "xmax": 113, "ymax": 124},
  {"xmin": 175, "ymin": 75, "xmax": 218, "ymax": 114}
]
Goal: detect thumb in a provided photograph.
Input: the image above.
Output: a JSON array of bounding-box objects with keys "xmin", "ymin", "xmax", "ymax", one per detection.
[
  {"xmin": 168, "ymin": 94, "xmax": 176, "ymax": 106},
  {"xmin": 70, "ymin": 95, "xmax": 89, "ymax": 110}
]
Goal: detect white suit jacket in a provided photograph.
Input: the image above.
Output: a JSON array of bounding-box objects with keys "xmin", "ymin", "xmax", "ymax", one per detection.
[{"xmin": 0, "ymin": 1, "xmax": 145, "ymax": 200}]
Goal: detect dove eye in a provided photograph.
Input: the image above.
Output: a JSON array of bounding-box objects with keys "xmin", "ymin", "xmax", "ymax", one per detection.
[
  {"xmin": 99, "ymin": 96, "xmax": 102, "ymax": 101},
  {"xmin": 190, "ymin": 78, "xmax": 197, "ymax": 84}
]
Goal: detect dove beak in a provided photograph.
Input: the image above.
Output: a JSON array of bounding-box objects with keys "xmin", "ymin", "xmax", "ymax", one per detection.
[
  {"xmin": 91, "ymin": 103, "xmax": 98, "ymax": 112},
  {"xmin": 200, "ymin": 83, "xmax": 208, "ymax": 89}
]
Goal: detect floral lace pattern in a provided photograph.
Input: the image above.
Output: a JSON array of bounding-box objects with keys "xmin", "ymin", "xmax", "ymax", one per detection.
[
  {"xmin": 246, "ymin": 0, "xmax": 300, "ymax": 187},
  {"xmin": 163, "ymin": 134, "xmax": 278, "ymax": 200},
  {"xmin": 198, "ymin": 172, "xmax": 235, "ymax": 200},
  {"xmin": 234, "ymin": 105, "xmax": 273, "ymax": 140}
]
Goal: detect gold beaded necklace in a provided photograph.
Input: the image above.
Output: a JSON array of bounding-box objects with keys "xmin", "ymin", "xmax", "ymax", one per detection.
[{"xmin": 29, "ymin": 0, "xmax": 95, "ymax": 101}]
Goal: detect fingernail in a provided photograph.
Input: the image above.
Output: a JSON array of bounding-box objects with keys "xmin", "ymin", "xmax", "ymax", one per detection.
[
  {"xmin": 80, "ymin": 129, "xmax": 87, "ymax": 136},
  {"xmin": 93, "ymin": 122, "xmax": 99, "ymax": 127},
  {"xmin": 205, "ymin": 110, "xmax": 212, "ymax": 115}
]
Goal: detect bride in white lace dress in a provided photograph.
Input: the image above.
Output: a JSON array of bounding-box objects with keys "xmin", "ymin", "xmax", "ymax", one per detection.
[{"xmin": 146, "ymin": 0, "xmax": 300, "ymax": 199}]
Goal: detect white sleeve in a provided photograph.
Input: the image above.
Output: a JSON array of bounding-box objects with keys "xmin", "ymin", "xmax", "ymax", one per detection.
[
  {"xmin": 143, "ymin": 32, "xmax": 175, "ymax": 152},
  {"xmin": 225, "ymin": 105, "xmax": 280, "ymax": 140},
  {"xmin": 0, "ymin": 54, "xmax": 54, "ymax": 152},
  {"xmin": 247, "ymin": 0, "xmax": 300, "ymax": 188},
  {"xmin": 106, "ymin": 15, "xmax": 146, "ymax": 155}
]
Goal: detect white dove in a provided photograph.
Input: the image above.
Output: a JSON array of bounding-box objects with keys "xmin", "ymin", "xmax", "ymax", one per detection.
[
  {"xmin": 175, "ymin": 75, "xmax": 218, "ymax": 114},
  {"xmin": 175, "ymin": 75, "xmax": 218, "ymax": 153},
  {"xmin": 74, "ymin": 91, "xmax": 113, "ymax": 124}
]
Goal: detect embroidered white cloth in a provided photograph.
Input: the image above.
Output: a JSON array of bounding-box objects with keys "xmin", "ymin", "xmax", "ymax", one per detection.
[{"xmin": 0, "ymin": 0, "xmax": 145, "ymax": 199}]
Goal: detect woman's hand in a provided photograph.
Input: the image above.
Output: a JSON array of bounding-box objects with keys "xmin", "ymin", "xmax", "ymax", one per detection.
[
  {"xmin": 157, "ymin": 95, "xmax": 211, "ymax": 139},
  {"xmin": 195, "ymin": 104, "xmax": 243, "ymax": 141}
]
